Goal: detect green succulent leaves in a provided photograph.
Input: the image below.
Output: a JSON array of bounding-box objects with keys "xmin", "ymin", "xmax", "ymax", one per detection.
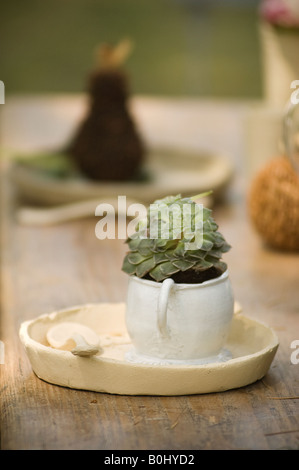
[{"xmin": 122, "ymin": 194, "xmax": 231, "ymax": 282}]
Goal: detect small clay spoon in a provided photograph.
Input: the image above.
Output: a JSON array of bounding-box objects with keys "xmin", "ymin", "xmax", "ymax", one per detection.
[{"xmin": 46, "ymin": 322, "xmax": 101, "ymax": 357}]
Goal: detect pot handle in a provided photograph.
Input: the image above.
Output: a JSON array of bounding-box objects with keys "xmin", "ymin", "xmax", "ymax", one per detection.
[{"xmin": 157, "ymin": 278, "xmax": 174, "ymax": 337}]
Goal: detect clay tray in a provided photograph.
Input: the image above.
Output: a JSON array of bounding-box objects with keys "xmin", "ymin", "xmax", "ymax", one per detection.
[
  {"xmin": 19, "ymin": 303, "xmax": 279, "ymax": 396},
  {"xmin": 11, "ymin": 147, "xmax": 233, "ymax": 206}
]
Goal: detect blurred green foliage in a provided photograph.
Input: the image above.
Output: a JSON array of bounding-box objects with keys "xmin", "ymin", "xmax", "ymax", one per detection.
[{"xmin": 0, "ymin": 0, "xmax": 262, "ymax": 97}]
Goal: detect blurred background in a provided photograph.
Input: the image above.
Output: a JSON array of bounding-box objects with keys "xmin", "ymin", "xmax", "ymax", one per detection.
[
  {"xmin": 0, "ymin": 0, "xmax": 262, "ymax": 99},
  {"xmin": 1, "ymin": 0, "xmax": 299, "ymax": 233}
]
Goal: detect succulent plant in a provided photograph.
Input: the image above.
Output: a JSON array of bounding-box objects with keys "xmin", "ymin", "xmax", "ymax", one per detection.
[{"xmin": 122, "ymin": 193, "xmax": 231, "ymax": 282}]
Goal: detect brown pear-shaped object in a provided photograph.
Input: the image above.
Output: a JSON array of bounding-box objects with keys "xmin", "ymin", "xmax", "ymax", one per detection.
[
  {"xmin": 248, "ymin": 156, "xmax": 299, "ymax": 251},
  {"xmin": 69, "ymin": 40, "xmax": 145, "ymax": 181}
]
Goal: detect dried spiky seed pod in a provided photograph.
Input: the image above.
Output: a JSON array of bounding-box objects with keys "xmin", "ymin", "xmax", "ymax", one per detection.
[
  {"xmin": 69, "ymin": 39, "xmax": 145, "ymax": 181},
  {"xmin": 248, "ymin": 156, "xmax": 299, "ymax": 251}
]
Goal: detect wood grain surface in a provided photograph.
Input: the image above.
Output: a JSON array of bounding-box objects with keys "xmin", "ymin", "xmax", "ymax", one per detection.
[{"xmin": 1, "ymin": 98, "xmax": 299, "ymax": 450}]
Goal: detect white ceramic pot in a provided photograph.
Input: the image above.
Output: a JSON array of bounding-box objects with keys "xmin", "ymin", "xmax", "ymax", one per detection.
[{"xmin": 125, "ymin": 271, "xmax": 234, "ymax": 363}]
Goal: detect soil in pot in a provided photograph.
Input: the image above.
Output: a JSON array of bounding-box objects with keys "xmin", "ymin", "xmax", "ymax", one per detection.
[{"xmin": 143, "ymin": 266, "xmax": 223, "ymax": 284}]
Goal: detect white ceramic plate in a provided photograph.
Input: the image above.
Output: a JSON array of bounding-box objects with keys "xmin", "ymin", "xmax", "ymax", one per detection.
[
  {"xmin": 19, "ymin": 302, "xmax": 279, "ymax": 396},
  {"xmin": 10, "ymin": 147, "xmax": 233, "ymax": 206}
]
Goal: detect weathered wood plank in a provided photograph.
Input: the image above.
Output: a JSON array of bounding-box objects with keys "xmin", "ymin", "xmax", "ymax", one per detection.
[{"xmin": 1, "ymin": 99, "xmax": 299, "ymax": 450}]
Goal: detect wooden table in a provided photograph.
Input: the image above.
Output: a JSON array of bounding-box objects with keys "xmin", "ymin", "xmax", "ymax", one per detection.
[{"xmin": 1, "ymin": 97, "xmax": 299, "ymax": 450}]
